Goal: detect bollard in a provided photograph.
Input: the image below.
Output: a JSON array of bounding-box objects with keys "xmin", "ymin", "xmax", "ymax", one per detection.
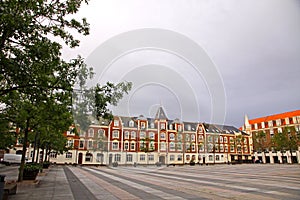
[{"xmin": 0, "ymin": 175, "xmax": 5, "ymax": 200}]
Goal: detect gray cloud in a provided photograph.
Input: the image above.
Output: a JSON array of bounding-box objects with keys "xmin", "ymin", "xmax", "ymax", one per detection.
[{"xmin": 66, "ymin": 0, "xmax": 300, "ymax": 127}]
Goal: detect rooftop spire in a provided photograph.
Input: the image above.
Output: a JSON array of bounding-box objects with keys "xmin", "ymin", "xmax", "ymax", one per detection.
[{"xmin": 155, "ymin": 106, "xmax": 168, "ymax": 120}]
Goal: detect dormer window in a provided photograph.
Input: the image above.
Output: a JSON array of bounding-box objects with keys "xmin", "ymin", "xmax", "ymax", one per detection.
[
  {"xmin": 129, "ymin": 120, "xmax": 134, "ymax": 127},
  {"xmin": 187, "ymin": 125, "xmax": 191, "ymax": 131},
  {"xmin": 114, "ymin": 120, "xmax": 119, "ymax": 126},
  {"xmin": 150, "ymin": 122, "xmax": 155, "ymax": 129},
  {"xmin": 141, "ymin": 122, "xmax": 146, "ymax": 129}
]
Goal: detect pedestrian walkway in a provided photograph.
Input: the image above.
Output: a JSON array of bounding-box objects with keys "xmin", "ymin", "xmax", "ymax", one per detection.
[
  {"xmin": 3, "ymin": 164, "xmax": 300, "ymax": 200},
  {"xmin": 8, "ymin": 166, "xmax": 74, "ymax": 200}
]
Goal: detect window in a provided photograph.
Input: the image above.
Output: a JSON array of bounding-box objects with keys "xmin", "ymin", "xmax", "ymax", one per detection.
[
  {"xmin": 220, "ymin": 136, "xmax": 223, "ymax": 143},
  {"xmin": 169, "ymin": 133, "xmax": 175, "ymax": 140},
  {"xmin": 244, "ymin": 146, "xmax": 248, "ymax": 152},
  {"xmin": 178, "ymin": 125, "xmax": 182, "ymax": 132},
  {"xmin": 97, "ymin": 141, "xmax": 105, "ymax": 149},
  {"xmin": 124, "ymin": 131, "xmax": 129, "ymax": 139},
  {"xmin": 230, "ymin": 137, "xmax": 234, "ymax": 143},
  {"xmin": 129, "ymin": 120, "xmax": 134, "ymax": 127},
  {"xmin": 186, "ymin": 143, "xmax": 191, "ymax": 151},
  {"xmin": 88, "ymin": 140, "xmax": 93, "ymax": 149},
  {"xmin": 160, "ymin": 133, "xmax": 166, "ymax": 140},
  {"xmin": 277, "ymin": 128, "xmax": 282, "ymax": 133},
  {"xmin": 208, "ymin": 136, "xmax": 212, "ymax": 142},
  {"xmin": 124, "ymin": 142, "xmax": 129, "ymax": 150},
  {"xmin": 185, "ymin": 134, "xmax": 190, "ymax": 142},
  {"xmin": 224, "ymin": 136, "xmax": 228, "ymax": 143},
  {"xmin": 85, "ymin": 153, "xmax": 92, "ymax": 162},
  {"xmin": 270, "ymin": 129, "xmax": 274, "ymax": 138},
  {"xmin": 140, "ymin": 141, "xmax": 146, "ymax": 151},
  {"xmin": 169, "ymin": 142, "xmax": 175, "ymax": 151},
  {"xmin": 160, "ymin": 123, "xmax": 166, "ymax": 130},
  {"xmin": 225, "ymin": 145, "xmax": 228, "ymax": 152},
  {"xmin": 220, "ymin": 144, "xmax": 224, "ymax": 152},
  {"xmin": 130, "ymin": 142, "xmax": 135, "ymax": 151},
  {"xmin": 140, "ymin": 154, "xmax": 145, "ymax": 161},
  {"xmin": 149, "ymin": 141, "xmax": 155, "ymax": 151},
  {"xmin": 131, "ymin": 131, "xmax": 136, "ymax": 139},
  {"xmin": 176, "ymin": 142, "xmax": 182, "ymax": 151},
  {"xmin": 79, "ymin": 140, "xmax": 84, "ymax": 148},
  {"xmin": 126, "ymin": 154, "xmax": 133, "ymax": 162},
  {"xmin": 113, "ymin": 130, "xmax": 119, "ymax": 138},
  {"xmin": 141, "ymin": 122, "xmax": 146, "ymax": 129},
  {"xmin": 140, "ymin": 131, "xmax": 146, "ymax": 139},
  {"xmin": 98, "ymin": 129, "xmax": 105, "ymax": 138},
  {"xmin": 199, "ymin": 143, "xmax": 204, "ymax": 152},
  {"xmin": 214, "ymin": 136, "xmax": 218, "ymax": 143},
  {"xmin": 191, "ymin": 134, "xmax": 195, "ymax": 142},
  {"xmin": 191, "ymin": 143, "xmax": 195, "ymax": 151},
  {"xmin": 209, "ymin": 155, "xmax": 213, "ymax": 161},
  {"xmin": 66, "ymin": 152, "xmax": 72, "ymax": 159},
  {"xmin": 150, "ymin": 123, "xmax": 155, "ymax": 129},
  {"xmin": 187, "ymin": 125, "xmax": 191, "ymax": 131},
  {"xmin": 67, "ymin": 140, "xmax": 73, "ymax": 147},
  {"xmin": 198, "ymin": 135, "xmax": 203, "ymax": 141},
  {"xmin": 115, "ymin": 154, "xmax": 121, "ymax": 162},
  {"xmin": 276, "ymin": 119, "xmax": 281, "ymax": 126},
  {"xmin": 230, "ymin": 145, "xmax": 234, "ymax": 152},
  {"xmin": 96, "ymin": 153, "xmax": 104, "ymax": 162},
  {"xmin": 160, "ymin": 142, "xmax": 166, "ymax": 151},
  {"xmin": 261, "ymin": 122, "xmax": 265, "ymax": 128},
  {"xmin": 216, "ymin": 155, "xmax": 220, "ymax": 161},
  {"xmin": 208, "ymin": 143, "xmax": 213, "ymax": 152},
  {"xmin": 170, "ymin": 155, "xmax": 175, "ymax": 161},
  {"xmin": 114, "ymin": 120, "xmax": 119, "ymax": 126},
  {"xmin": 169, "ymin": 124, "xmax": 173, "ymax": 130},
  {"xmin": 268, "ymin": 121, "xmax": 273, "ymax": 127},
  {"xmin": 148, "ymin": 154, "xmax": 154, "ymax": 161},
  {"xmin": 149, "ymin": 132, "xmax": 155, "ymax": 139},
  {"xmin": 88, "ymin": 128, "xmax": 94, "ymax": 137},
  {"xmin": 186, "ymin": 155, "xmax": 190, "ymax": 161},
  {"xmin": 177, "ymin": 133, "xmax": 182, "ymax": 141},
  {"xmin": 215, "ymin": 145, "xmax": 219, "ymax": 152},
  {"xmin": 112, "ymin": 142, "xmax": 119, "ymax": 150},
  {"xmin": 254, "ymin": 123, "xmax": 258, "ymax": 129},
  {"xmin": 177, "ymin": 155, "xmax": 182, "ymax": 161}
]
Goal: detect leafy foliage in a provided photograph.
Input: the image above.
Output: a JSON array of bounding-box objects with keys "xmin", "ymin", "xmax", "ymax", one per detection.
[{"xmin": 271, "ymin": 127, "xmax": 299, "ymax": 152}]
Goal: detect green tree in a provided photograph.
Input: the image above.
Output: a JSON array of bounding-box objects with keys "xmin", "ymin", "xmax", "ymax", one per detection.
[
  {"xmin": 253, "ymin": 131, "xmax": 267, "ymax": 152},
  {"xmin": 1, "ymin": 0, "xmax": 89, "ymax": 181},
  {"xmin": 272, "ymin": 127, "xmax": 299, "ymax": 163}
]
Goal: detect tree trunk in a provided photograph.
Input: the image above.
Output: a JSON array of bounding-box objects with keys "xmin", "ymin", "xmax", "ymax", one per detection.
[
  {"xmin": 32, "ymin": 131, "xmax": 38, "ymax": 162},
  {"xmin": 35, "ymin": 137, "xmax": 40, "ymax": 163},
  {"xmin": 18, "ymin": 119, "xmax": 30, "ymax": 182}
]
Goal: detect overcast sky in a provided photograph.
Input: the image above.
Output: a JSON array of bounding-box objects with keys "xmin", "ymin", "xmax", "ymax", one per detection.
[{"xmin": 64, "ymin": 0, "xmax": 300, "ymax": 127}]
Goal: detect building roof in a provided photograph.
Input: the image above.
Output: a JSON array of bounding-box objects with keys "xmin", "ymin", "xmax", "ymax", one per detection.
[
  {"xmin": 155, "ymin": 106, "xmax": 168, "ymax": 120},
  {"xmin": 203, "ymin": 123, "xmax": 245, "ymax": 135},
  {"xmin": 248, "ymin": 110, "xmax": 300, "ymax": 124}
]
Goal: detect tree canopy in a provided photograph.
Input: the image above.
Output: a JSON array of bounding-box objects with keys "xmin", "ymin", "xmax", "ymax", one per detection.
[{"xmin": 0, "ymin": 0, "xmax": 131, "ymax": 181}]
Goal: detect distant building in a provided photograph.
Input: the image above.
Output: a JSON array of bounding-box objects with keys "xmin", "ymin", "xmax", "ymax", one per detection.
[
  {"xmin": 8, "ymin": 107, "xmax": 252, "ymax": 165},
  {"xmin": 241, "ymin": 110, "xmax": 300, "ymax": 164}
]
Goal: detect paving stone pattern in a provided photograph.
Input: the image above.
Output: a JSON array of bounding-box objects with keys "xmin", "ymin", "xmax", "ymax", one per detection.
[{"xmin": 3, "ymin": 164, "xmax": 300, "ymax": 200}]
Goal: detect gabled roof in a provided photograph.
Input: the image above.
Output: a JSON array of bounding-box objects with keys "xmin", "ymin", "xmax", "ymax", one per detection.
[
  {"xmin": 202, "ymin": 123, "xmax": 245, "ymax": 135},
  {"xmin": 155, "ymin": 106, "xmax": 168, "ymax": 120},
  {"xmin": 248, "ymin": 110, "xmax": 300, "ymax": 124}
]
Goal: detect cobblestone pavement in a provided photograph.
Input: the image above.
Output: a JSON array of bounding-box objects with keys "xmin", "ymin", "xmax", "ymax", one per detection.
[{"xmin": 2, "ymin": 164, "xmax": 300, "ymax": 200}]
